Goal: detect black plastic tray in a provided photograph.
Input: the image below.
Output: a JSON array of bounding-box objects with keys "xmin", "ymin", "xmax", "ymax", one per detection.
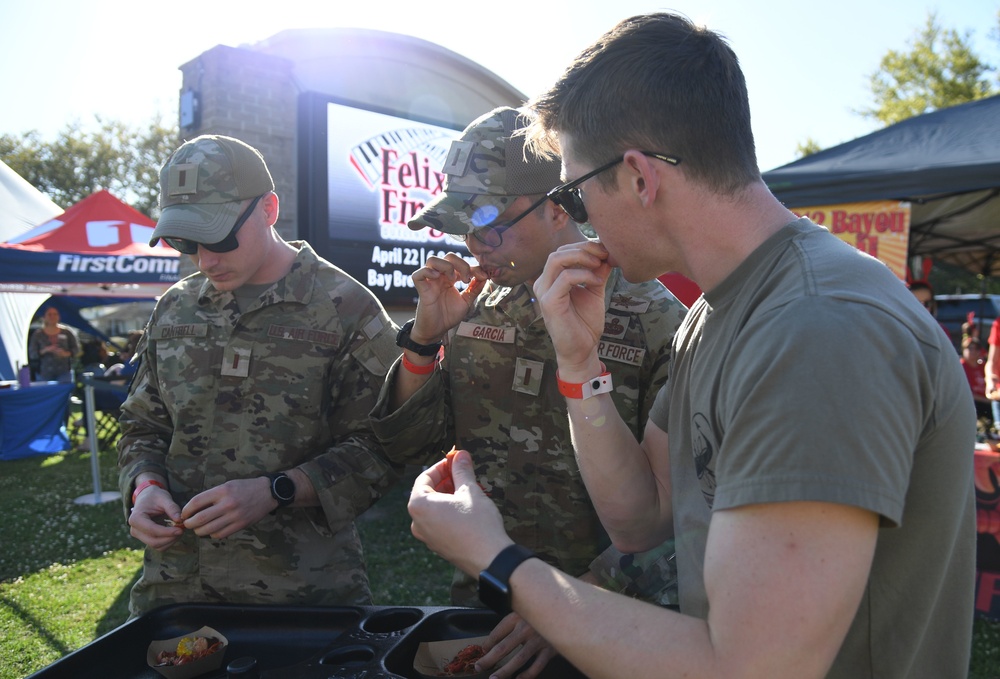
[{"xmin": 26, "ymin": 603, "xmax": 587, "ymax": 678}]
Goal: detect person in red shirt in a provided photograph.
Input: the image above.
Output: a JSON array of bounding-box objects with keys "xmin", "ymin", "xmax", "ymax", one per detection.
[
  {"xmin": 985, "ymin": 317, "xmax": 1000, "ymax": 428},
  {"xmin": 961, "ymin": 336, "xmax": 991, "ymax": 423}
]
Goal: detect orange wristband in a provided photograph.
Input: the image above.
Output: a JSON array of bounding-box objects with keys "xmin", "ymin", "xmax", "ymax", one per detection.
[
  {"xmin": 557, "ymin": 363, "xmax": 613, "ymax": 399},
  {"xmin": 401, "ymin": 352, "xmax": 438, "ymax": 375},
  {"xmin": 132, "ymin": 479, "xmax": 165, "ymax": 504}
]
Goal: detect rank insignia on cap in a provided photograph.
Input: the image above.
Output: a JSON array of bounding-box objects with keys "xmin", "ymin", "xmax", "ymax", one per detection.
[
  {"xmin": 167, "ymin": 162, "xmax": 199, "ymax": 196},
  {"xmin": 442, "ymin": 140, "xmax": 475, "ymax": 177}
]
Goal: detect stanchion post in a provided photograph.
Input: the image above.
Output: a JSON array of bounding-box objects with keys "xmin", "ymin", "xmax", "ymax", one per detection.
[{"xmin": 73, "ymin": 372, "xmax": 121, "ymax": 506}]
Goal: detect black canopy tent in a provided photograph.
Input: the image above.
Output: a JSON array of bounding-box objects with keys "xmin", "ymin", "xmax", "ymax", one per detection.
[{"xmin": 763, "ymin": 94, "xmax": 1000, "ymax": 277}]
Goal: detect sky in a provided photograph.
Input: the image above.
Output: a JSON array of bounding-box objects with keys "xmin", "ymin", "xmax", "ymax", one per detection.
[{"xmin": 1, "ymin": 0, "xmax": 997, "ymax": 172}]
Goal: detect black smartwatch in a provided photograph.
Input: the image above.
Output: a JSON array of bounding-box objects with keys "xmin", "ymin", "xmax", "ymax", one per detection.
[
  {"xmin": 396, "ymin": 319, "xmax": 443, "ymax": 357},
  {"xmin": 265, "ymin": 472, "xmax": 295, "ymax": 511},
  {"xmin": 478, "ymin": 544, "xmax": 538, "ymax": 616}
]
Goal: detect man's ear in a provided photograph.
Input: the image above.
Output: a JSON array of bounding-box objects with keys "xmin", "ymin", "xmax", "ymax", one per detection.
[
  {"xmin": 622, "ymin": 150, "xmax": 659, "ymax": 209},
  {"xmin": 262, "ymin": 192, "xmax": 280, "ymax": 226},
  {"xmin": 545, "ymin": 197, "xmax": 571, "ymax": 231}
]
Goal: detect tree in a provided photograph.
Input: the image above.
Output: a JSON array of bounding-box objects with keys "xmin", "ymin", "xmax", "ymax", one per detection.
[
  {"xmin": 860, "ymin": 12, "xmax": 998, "ymax": 126},
  {"xmin": 0, "ymin": 115, "xmax": 178, "ymax": 217},
  {"xmin": 794, "ymin": 137, "xmax": 823, "ymax": 159}
]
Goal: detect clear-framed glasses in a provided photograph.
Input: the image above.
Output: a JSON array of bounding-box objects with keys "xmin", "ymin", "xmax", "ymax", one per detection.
[
  {"xmin": 163, "ymin": 194, "xmax": 264, "ymax": 255},
  {"xmin": 450, "ymin": 193, "xmax": 551, "ymax": 248},
  {"xmin": 546, "ymin": 151, "xmax": 681, "ymax": 224}
]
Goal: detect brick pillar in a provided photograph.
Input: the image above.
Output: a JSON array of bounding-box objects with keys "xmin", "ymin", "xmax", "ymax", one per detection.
[{"xmin": 177, "ymin": 46, "xmax": 299, "ymax": 243}]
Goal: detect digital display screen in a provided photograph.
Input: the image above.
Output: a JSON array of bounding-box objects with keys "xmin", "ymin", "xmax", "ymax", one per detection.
[{"xmin": 299, "ymin": 95, "xmax": 473, "ymax": 307}]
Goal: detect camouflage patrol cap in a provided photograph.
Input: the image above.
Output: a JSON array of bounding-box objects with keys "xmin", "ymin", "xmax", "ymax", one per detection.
[
  {"xmin": 149, "ymin": 135, "xmax": 275, "ymax": 246},
  {"xmin": 408, "ymin": 107, "xmax": 562, "ymax": 235}
]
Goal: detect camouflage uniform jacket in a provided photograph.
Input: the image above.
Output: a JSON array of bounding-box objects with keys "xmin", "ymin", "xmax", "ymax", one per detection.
[
  {"xmin": 118, "ymin": 241, "xmax": 401, "ymax": 616},
  {"xmin": 371, "ymin": 267, "xmax": 686, "ymax": 605}
]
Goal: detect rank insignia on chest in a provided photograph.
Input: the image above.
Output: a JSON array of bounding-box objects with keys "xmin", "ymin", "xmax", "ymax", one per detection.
[
  {"xmin": 221, "ymin": 346, "xmax": 252, "ymax": 377},
  {"xmin": 512, "ymin": 358, "xmax": 544, "ymax": 396}
]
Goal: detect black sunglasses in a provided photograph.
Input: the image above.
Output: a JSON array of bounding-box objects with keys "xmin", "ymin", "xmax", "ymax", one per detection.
[
  {"xmin": 450, "ymin": 193, "xmax": 551, "ymax": 248},
  {"xmin": 163, "ymin": 195, "xmax": 263, "ymax": 255},
  {"xmin": 546, "ymin": 151, "xmax": 681, "ymax": 224}
]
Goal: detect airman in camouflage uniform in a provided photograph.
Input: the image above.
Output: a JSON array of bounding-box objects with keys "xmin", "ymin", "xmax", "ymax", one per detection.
[
  {"xmin": 119, "ymin": 135, "xmax": 400, "ymax": 618},
  {"xmin": 370, "ymin": 108, "xmax": 687, "ymax": 617}
]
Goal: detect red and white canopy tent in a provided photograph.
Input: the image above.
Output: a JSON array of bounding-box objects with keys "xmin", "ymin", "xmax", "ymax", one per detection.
[
  {"xmin": 0, "ymin": 189, "xmax": 179, "ymax": 295},
  {"xmin": 0, "ymin": 190, "xmax": 179, "ymax": 380}
]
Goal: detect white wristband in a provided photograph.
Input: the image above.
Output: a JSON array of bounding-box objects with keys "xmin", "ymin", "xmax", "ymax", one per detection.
[{"xmin": 557, "ymin": 364, "xmax": 613, "ymax": 399}]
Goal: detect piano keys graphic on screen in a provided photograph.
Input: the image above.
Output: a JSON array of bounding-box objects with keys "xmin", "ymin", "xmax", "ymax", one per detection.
[{"xmin": 350, "ymin": 128, "xmax": 453, "ymax": 190}]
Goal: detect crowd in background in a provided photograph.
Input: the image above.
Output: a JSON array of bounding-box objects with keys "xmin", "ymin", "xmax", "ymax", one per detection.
[{"xmin": 910, "ymin": 279, "xmax": 999, "ymax": 436}]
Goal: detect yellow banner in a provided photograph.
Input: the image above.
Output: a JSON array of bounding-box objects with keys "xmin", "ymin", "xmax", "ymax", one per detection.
[{"xmin": 791, "ymin": 201, "xmax": 911, "ymax": 280}]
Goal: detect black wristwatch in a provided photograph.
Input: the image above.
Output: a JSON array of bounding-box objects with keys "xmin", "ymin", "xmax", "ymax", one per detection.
[
  {"xmin": 478, "ymin": 544, "xmax": 538, "ymax": 616},
  {"xmin": 265, "ymin": 472, "xmax": 295, "ymax": 511},
  {"xmin": 396, "ymin": 319, "xmax": 443, "ymax": 357}
]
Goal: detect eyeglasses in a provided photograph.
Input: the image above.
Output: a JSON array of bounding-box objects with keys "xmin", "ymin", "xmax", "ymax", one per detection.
[
  {"xmin": 163, "ymin": 195, "xmax": 264, "ymax": 255},
  {"xmin": 546, "ymin": 151, "xmax": 681, "ymax": 224},
  {"xmin": 450, "ymin": 193, "xmax": 551, "ymax": 248}
]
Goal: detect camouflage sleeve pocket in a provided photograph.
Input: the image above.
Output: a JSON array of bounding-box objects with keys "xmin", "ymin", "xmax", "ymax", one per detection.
[
  {"xmin": 588, "ymin": 538, "xmax": 678, "ymax": 607},
  {"xmin": 352, "ymin": 315, "xmax": 401, "ymax": 377}
]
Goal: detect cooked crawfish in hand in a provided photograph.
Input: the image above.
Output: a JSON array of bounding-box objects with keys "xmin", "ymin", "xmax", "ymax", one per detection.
[
  {"xmin": 434, "ymin": 447, "xmax": 459, "ymax": 493},
  {"xmin": 434, "ymin": 447, "xmax": 489, "ymax": 496}
]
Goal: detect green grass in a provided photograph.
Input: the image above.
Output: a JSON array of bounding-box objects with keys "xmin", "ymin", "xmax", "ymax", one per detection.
[
  {"xmin": 0, "ymin": 440, "xmax": 139, "ymax": 679},
  {"xmin": 358, "ymin": 476, "xmax": 454, "ymax": 607},
  {"xmin": 972, "ymin": 616, "xmax": 1000, "ymax": 679},
  {"xmin": 1, "ymin": 550, "xmax": 140, "ymax": 679},
  {"xmin": 1, "ymin": 432, "xmax": 999, "ymax": 678}
]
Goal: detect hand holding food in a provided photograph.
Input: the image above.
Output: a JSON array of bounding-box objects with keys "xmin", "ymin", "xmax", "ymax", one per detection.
[
  {"xmin": 442, "ymin": 643, "xmax": 486, "ymax": 675},
  {"xmin": 410, "ymin": 253, "xmax": 488, "ymax": 336},
  {"xmin": 434, "ymin": 447, "xmax": 488, "ymax": 496}
]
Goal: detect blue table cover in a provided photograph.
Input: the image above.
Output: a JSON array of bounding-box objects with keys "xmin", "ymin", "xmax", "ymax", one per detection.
[{"xmin": 0, "ymin": 382, "xmax": 73, "ymax": 461}]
